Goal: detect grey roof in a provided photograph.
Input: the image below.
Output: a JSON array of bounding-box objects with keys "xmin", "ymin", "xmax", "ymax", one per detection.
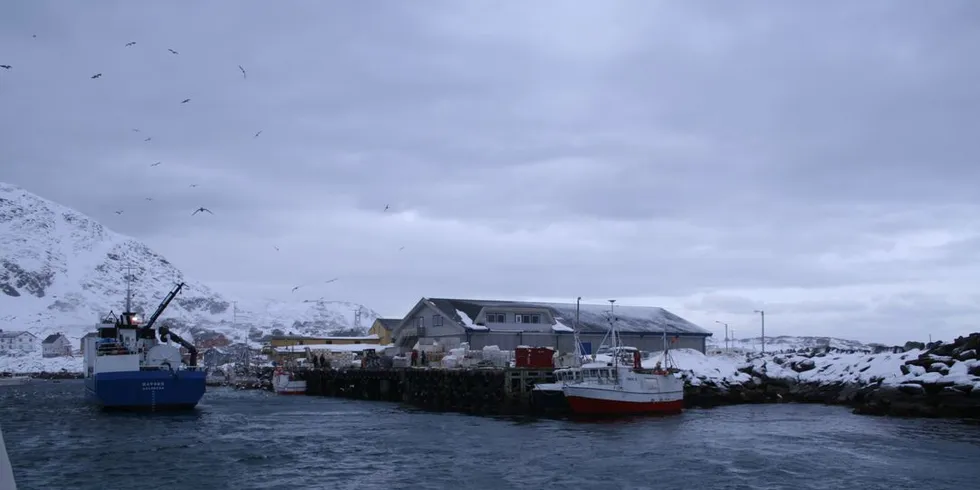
[
  {"xmin": 81, "ymin": 332, "xmax": 100, "ymax": 339},
  {"xmin": 0, "ymin": 330, "xmax": 35, "ymax": 339},
  {"xmin": 42, "ymin": 334, "xmax": 65, "ymax": 344},
  {"xmin": 374, "ymin": 318, "xmax": 400, "ymax": 331},
  {"xmin": 427, "ymin": 298, "xmax": 711, "ymax": 336}
]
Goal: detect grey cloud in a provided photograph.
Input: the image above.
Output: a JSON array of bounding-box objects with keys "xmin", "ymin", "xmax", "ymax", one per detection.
[{"xmin": 2, "ymin": 1, "xmax": 979, "ymax": 342}]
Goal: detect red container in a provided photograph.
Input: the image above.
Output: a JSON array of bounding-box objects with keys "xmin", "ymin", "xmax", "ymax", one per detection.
[{"xmin": 516, "ymin": 346, "xmax": 554, "ymax": 368}]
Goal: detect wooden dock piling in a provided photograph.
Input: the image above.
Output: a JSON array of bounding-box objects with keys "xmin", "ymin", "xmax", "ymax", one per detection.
[{"xmin": 297, "ymin": 367, "xmax": 559, "ymax": 416}]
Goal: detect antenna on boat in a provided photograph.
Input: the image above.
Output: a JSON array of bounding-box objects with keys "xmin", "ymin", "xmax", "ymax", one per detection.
[
  {"xmin": 574, "ymin": 297, "xmax": 582, "ymax": 364},
  {"xmin": 125, "ymin": 265, "xmax": 133, "ymax": 313},
  {"xmin": 608, "ymin": 299, "xmax": 617, "ymax": 367}
]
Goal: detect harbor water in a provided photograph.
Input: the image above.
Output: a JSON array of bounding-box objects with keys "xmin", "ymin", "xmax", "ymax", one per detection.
[{"xmin": 2, "ymin": 380, "xmax": 979, "ymax": 490}]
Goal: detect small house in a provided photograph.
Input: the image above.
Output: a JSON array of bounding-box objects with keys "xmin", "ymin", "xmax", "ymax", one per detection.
[
  {"xmin": 368, "ymin": 318, "xmax": 399, "ymax": 345},
  {"xmin": 42, "ymin": 333, "xmax": 72, "ymax": 358},
  {"xmin": 0, "ymin": 330, "xmax": 37, "ymax": 354}
]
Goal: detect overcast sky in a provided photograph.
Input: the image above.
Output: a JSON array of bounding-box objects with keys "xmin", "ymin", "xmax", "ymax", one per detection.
[{"xmin": 2, "ymin": 1, "xmax": 979, "ymax": 345}]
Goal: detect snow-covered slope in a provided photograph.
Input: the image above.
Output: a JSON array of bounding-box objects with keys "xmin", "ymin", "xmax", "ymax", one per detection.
[
  {"xmin": 707, "ymin": 335, "xmax": 884, "ymax": 353},
  {"xmin": 0, "ymin": 182, "xmax": 380, "ymax": 355}
]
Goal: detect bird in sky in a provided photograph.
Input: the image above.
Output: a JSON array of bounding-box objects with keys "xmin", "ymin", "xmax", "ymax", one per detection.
[
  {"xmin": 150, "ymin": 161, "xmax": 161, "ymax": 167},
  {"xmin": 145, "ymin": 197, "xmax": 153, "ymax": 201},
  {"xmin": 125, "ymin": 41, "xmax": 136, "ymax": 47},
  {"xmin": 181, "ymin": 98, "xmax": 191, "ymax": 104},
  {"xmin": 144, "ymin": 137, "xmax": 152, "ymax": 142},
  {"xmin": 291, "ymin": 278, "xmax": 340, "ymax": 293},
  {"xmin": 383, "ymin": 204, "xmax": 389, "ymax": 212},
  {"xmin": 191, "ymin": 207, "xmax": 213, "ymax": 215},
  {"xmin": 189, "ymin": 184, "xmax": 198, "ymax": 188},
  {"xmin": 238, "ymin": 65, "xmax": 247, "ymax": 79},
  {"xmin": 132, "ymin": 128, "xmax": 141, "ymax": 132},
  {"xmin": 253, "ymin": 130, "xmax": 262, "ymax": 138},
  {"xmin": 274, "ymin": 246, "xmax": 280, "ymax": 251},
  {"xmin": 0, "ymin": 65, "xmax": 10, "ymax": 70},
  {"xmin": 399, "ymin": 246, "xmax": 405, "ymax": 251},
  {"xmin": 114, "ymin": 210, "xmax": 123, "ymax": 215},
  {"xmin": 91, "ymin": 73, "xmax": 102, "ymax": 79},
  {"xmin": 168, "ymin": 48, "xmax": 179, "ymax": 55}
]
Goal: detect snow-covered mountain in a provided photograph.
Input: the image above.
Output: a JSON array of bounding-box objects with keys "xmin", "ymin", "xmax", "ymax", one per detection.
[
  {"xmin": 707, "ymin": 335, "xmax": 885, "ymax": 353},
  {"xmin": 0, "ymin": 182, "xmax": 380, "ymax": 351}
]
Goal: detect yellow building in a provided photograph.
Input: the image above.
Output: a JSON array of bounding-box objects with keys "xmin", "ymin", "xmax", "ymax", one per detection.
[
  {"xmin": 368, "ymin": 319, "xmax": 400, "ymax": 345},
  {"xmin": 268, "ymin": 335, "xmax": 381, "ymax": 348}
]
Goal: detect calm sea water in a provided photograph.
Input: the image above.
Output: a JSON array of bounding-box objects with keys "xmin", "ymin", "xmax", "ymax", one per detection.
[{"xmin": 2, "ymin": 380, "xmax": 979, "ymax": 490}]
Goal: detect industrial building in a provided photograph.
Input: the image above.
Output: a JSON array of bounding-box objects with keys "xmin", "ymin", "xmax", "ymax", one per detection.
[{"xmin": 390, "ymin": 297, "xmax": 712, "ymax": 355}]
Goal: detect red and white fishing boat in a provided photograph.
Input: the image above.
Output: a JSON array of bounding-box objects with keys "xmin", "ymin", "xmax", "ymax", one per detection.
[
  {"xmin": 562, "ymin": 299, "xmax": 684, "ymax": 416},
  {"xmin": 272, "ymin": 368, "xmax": 306, "ymax": 395}
]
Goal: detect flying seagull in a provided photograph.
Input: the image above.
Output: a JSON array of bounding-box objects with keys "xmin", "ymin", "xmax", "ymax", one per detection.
[
  {"xmin": 274, "ymin": 246, "xmax": 279, "ymax": 251},
  {"xmin": 145, "ymin": 197, "xmax": 153, "ymax": 201},
  {"xmin": 399, "ymin": 246, "xmax": 405, "ymax": 251},
  {"xmin": 168, "ymin": 48, "xmax": 179, "ymax": 55},
  {"xmin": 91, "ymin": 73, "xmax": 102, "ymax": 79},
  {"xmin": 0, "ymin": 65, "xmax": 10, "ymax": 70},
  {"xmin": 189, "ymin": 184, "xmax": 198, "ymax": 188},
  {"xmin": 191, "ymin": 207, "xmax": 213, "ymax": 215},
  {"xmin": 291, "ymin": 278, "xmax": 340, "ymax": 293},
  {"xmin": 125, "ymin": 41, "xmax": 136, "ymax": 47},
  {"xmin": 180, "ymin": 98, "xmax": 191, "ymax": 104},
  {"xmin": 383, "ymin": 204, "xmax": 389, "ymax": 212},
  {"xmin": 114, "ymin": 210, "xmax": 123, "ymax": 215},
  {"xmin": 144, "ymin": 137, "xmax": 152, "ymax": 142},
  {"xmin": 238, "ymin": 65, "xmax": 247, "ymax": 79},
  {"xmin": 150, "ymin": 161, "xmax": 161, "ymax": 167},
  {"xmin": 132, "ymin": 128, "xmax": 141, "ymax": 132},
  {"xmin": 253, "ymin": 130, "xmax": 262, "ymax": 138}
]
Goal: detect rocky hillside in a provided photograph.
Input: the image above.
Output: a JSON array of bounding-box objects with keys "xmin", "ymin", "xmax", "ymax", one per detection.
[{"xmin": 0, "ymin": 182, "xmax": 380, "ymax": 348}]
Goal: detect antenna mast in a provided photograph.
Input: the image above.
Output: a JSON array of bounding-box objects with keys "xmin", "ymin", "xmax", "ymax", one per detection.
[
  {"xmin": 125, "ymin": 265, "xmax": 133, "ymax": 313},
  {"xmin": 608, "ymin": 299, "xmax": 617, "ymax": 367}
]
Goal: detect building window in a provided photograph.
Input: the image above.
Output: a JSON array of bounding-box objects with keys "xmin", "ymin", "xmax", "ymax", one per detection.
[
  {"xmin": 416, "ymin": 317, "xmax": 426, "ymax": 336},
  {"xmin": 433, "ymin": 315, "xmax": 443, "ymax": 327},
  {"xmin": 515, "ymin": 314, "xmax": 540, "ymax": 324},
  {"xmin": 486, "ymin": 313, "xmax": 505, "ymax": 323}
]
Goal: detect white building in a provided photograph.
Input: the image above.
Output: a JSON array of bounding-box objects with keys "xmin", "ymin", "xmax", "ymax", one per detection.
[
  {"xmin": 42, "ymin": 333, "xmax": 72, "ymax": 358},
  {"xmin": 0, "ymin": 330, "xmax": 37, "ymax": 354}
]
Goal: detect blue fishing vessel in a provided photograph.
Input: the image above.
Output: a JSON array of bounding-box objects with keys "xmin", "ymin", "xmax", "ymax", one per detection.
[{"xmin": 82, "ymin": 275, "xmax": 205, "ymax": 411}]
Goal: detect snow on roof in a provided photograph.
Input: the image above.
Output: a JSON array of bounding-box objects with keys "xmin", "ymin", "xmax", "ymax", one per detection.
[
  {"xmin": 455, "ymin": 309, "xmax": 488, "ymax": 331},
  {"xmin": 430, "ymin": 298, "xmax": 709, "ymax": 335},
  {"xmin": 542, "ymin": 302, "xmax": 710, "ymax": 335},
  {"xmin": 0, "ymin": 330, "xmax": 34, "ymax": 339},
  {"xmin": 274, "ymin": 343, "xmax": 383, "ymax": 354},
  {"xmin": 552, "ymin": 319, "xmax": 574, "ymax": 333}
]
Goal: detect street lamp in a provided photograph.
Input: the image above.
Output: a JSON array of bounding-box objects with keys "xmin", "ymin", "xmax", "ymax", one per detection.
[
  {"xmin": 715, "ymin": 321, "xmax": 729, "ymax": 352},
  {"xmin": 753, "ymin": 309, "xmax": 766, "ymax": 353}
]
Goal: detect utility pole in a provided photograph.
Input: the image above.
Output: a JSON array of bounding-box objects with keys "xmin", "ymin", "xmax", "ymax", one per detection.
[
  {"xmin": 715, "ymin": 321, "xmax": 729, "ymax": 353},
  {"xmin": 754, "ymin": 309, "xmax": 766, "ymax": 353}
]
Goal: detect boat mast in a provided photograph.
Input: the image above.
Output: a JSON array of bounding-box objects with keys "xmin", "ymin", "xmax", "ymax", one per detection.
[
  {"xmin": 608, "ymin": 299, "xmax": 617, "ymax": 367},
  {"xmin": 574, "ymin": 297, "xmax": 582, "ymax": 364},
  {"xmin": 125, "ymin": 265, "xmax": 133, "ymax": 313}
]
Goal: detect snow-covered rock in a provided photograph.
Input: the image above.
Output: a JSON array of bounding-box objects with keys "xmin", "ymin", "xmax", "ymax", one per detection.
[{"xmin": 0, "ymin": 181, "xmax": 380, "ymax": 364}]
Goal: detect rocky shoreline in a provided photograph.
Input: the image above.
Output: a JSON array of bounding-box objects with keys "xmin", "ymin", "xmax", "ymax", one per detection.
[{"xmin": 684, "ymin": 333, "xmax": 980, "ymax": 419}]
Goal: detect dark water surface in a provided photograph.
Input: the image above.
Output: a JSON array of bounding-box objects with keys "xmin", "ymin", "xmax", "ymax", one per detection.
[{"xmin": 2, "ymin": 380, "xmax": 979, "ymax": 490}]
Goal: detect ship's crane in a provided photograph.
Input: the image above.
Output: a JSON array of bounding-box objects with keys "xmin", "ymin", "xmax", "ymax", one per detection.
[{"xmin": 136, "ymin": 282, "xmax": 200, "ymax": 367}]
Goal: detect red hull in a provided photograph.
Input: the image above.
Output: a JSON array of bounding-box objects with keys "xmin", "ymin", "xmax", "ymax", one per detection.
[{"xmin": 565, "ymin": 396, "xmax": 684, "ymax": 415}]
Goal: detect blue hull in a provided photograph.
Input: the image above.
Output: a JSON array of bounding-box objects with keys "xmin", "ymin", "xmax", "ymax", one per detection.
[{"xmin": 85, "ymin": 370, "xmax": 206, "ymax": 411}]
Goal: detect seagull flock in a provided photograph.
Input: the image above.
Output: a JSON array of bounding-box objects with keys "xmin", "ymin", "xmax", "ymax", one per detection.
[{"xmin": 2, "ymin": 34, "xmax": 409, "ymax": 295}]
